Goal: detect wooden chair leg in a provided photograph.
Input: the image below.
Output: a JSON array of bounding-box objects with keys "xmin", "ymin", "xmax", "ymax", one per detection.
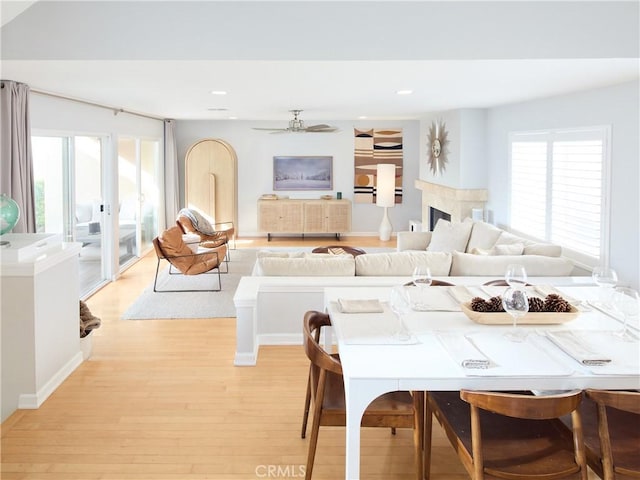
[
  {"xmin": 301, "ymin": 370, "xmax": 312, "ymax": 439},
  {"xmin": 424, "ymin": 393, "xmax": 434, "ymax": 480},
  {"xmin": 413, "ymin": 391, "xmax": 425, "ymax": 480},
  {"xmin": 305, "ymin": 372, "xmax": 326, "ymax": 480}
]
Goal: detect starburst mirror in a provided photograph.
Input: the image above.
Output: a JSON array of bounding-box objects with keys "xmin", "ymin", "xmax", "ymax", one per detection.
[{"xmin": 427, "ymin": 120, "xmax": 449, "ymax": 175}]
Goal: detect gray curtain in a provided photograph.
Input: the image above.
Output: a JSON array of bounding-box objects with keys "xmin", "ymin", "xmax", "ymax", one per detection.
[
  {"xmin": 0, "ymin": 80, "xmax": 36, "ymax": 233},
  {"xmin": 163, "ymin": 119, "xmax": 179, "ymax": 229}
]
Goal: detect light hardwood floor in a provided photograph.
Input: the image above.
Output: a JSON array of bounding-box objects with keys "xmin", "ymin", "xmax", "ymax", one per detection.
[{"xmin": 1, "ymin": 236, "xmax": 468, "ymax": 480}]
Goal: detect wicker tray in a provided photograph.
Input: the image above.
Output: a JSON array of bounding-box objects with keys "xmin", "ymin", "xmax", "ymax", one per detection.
[{"xmin": 460, "ymin": 302, "xmax": 580, "ymax": 325}]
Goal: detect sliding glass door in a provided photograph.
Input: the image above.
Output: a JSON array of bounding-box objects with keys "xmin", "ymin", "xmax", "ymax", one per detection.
[
  {"xmin": 117, "ymin": 137, "xmax": 161, "ymax": 268},
  {"xmin": 32, "ymin": 135, "xmax": 107, "ymax": 296}
]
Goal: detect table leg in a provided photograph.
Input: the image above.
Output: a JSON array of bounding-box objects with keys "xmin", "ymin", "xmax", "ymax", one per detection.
[{"xmin": 344, "ymin": 379, "xmax": 399, "ymax": 480}]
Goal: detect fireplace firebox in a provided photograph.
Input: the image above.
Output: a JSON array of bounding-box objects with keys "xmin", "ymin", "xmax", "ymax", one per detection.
[{"xmin": 429, "ymin": 207, "xmax": 451, "ymax": 231}]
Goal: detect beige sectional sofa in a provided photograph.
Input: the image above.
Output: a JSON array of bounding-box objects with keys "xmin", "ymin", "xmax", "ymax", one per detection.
[{"xmin": 253, "ymin": 219, "xmax": 574, "ymax": 278}]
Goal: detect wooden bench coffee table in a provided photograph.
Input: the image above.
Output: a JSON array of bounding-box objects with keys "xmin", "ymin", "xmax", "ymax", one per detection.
[{"xmin": 311, "ymin": 245, "xmax": 366, "ymax": 257}]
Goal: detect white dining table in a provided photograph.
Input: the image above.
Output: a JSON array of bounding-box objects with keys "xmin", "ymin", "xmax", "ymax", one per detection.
[{"xmin": 323, "ymin": 284, "xmax": 640, "ymax": 480}]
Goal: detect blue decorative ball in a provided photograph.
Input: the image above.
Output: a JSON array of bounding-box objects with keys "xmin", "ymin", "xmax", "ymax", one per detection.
[{"xmin": 0, "ymin": 194, "xmax": 20, "ymax": 235}]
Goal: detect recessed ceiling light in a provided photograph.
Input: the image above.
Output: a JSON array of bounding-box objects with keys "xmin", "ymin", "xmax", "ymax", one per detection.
[
  {"xmin": 210, "ymin": 90, "xmax": 227, "ymax": 95},
  {"xmin": 396, "ymin": 89, "xmax": 413, "ymax": 95},
  {"xmin": 207, "ymin": 107, "xmax": 228, "ymax": 112},
  {"xmin": 228, "ymin": 116, "xmax": 238, "ymax": 120},
  {"xmin": 358, "ymin": 116, "xmax": 368, "ymax": 119}
]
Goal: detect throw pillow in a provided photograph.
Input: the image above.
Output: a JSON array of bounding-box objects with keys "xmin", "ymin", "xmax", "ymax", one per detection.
[
  {"xmin": 465, "ymin": 221, "xmax": 503, "ymax": 252},
  {"xmin": 493, "ymin": 243, "xmax": 525, "ymax": 255},
  {"xmin": 427, "ymin": 219, "xmax": 473, "ymax": 253}
]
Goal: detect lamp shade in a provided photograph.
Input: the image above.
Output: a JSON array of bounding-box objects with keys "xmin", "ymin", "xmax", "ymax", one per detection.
[{"xmin": 376, "ymin": 164, "xmax": 396, "ymax": 208}]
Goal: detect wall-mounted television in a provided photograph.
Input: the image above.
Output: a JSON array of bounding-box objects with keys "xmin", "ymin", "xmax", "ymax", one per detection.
[{"xmin": 273, "ymin": 156, "xmax": 333, "ymax": 191}]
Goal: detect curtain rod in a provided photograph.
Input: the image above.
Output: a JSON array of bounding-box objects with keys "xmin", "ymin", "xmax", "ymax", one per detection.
[{"xmin": 30, "ymin": 88, "xmax": 166, "ymax": 122}]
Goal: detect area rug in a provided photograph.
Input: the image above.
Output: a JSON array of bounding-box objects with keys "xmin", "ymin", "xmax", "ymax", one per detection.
[
  {"xmin": 121, "ymin": 246, "xmax": 394, "ymax": 320},
  {"xmin": 121, "ymin": 248, "xmax": 258, "ymax": 320}
]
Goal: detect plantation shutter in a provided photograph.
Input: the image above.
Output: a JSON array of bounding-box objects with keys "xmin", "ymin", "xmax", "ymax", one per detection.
[{"xmin": 509, "ymin": 127, "xmax": 608, "ymax": 263}]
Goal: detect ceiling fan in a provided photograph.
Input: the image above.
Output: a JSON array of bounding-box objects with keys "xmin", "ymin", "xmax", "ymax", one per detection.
[{"xmin": 252, "ymin": 110, "xmax": 338, "ymax": 133}]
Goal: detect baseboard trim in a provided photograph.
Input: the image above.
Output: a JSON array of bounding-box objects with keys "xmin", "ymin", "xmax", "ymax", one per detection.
[{"xmin": 18, "ymin": 352, "xmax": 83, "ymax": 409}]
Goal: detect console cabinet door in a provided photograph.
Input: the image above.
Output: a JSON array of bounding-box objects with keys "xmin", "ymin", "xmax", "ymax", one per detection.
[
  {"xmin": 325, "ymin": 201, "xmax": 351, "ymax": 233},
  {"xmin": 303, "ymin": 202, "xmax": 326, "ymax": 233},
  {"xmin": 258, "ymin": 200, "xmax": 303, "ymax": 233}
]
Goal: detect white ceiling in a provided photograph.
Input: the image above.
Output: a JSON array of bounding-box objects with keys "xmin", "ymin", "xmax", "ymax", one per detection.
[{"xmin": 2, "ymin": 1, "xmax": 639, "ymax": 122}]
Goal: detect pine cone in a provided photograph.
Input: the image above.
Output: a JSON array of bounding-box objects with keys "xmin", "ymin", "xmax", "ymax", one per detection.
[
  {"xmin": 528, "ymin": 296, "xmax": 545, "ymax": 312},
  {"xmin": 470, "ymin": 297, "xmax": 490, "ymax": 312},
  {"xmin": 488, "ymin": 296, "xmax": 505, "ymax": 312},
  {"xmin": 543, "ymin": 293, "xmax": 572, "ymax": 313}
]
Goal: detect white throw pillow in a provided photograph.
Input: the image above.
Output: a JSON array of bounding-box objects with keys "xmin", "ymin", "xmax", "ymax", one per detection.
[
  {"xmin": 427, "ymin": 219, "xmax": 473, "ymax": 253},
  {"xmin": 466, "ymin": 221, "xmax": 503, "ymax": 252},
  {"xmin": 493, "ymin": 243, "xmax": 525, "ymax": 255}
]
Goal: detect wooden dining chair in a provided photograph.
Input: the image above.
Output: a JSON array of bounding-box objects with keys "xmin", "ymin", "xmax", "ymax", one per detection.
[
  {"xmin": 300, "ymin": 314, "xmax": 338, "ymax": 440},
  {"xmin": 425, "ymin": 389, "xmax": 588, "ymax": 480},
  {"xmin": 302, "ymin": 310, "xmax": 424, "ymax": 480},
  {"xmin": 579, "ymin": 389, "xmax": 640, "ymax": 480}
]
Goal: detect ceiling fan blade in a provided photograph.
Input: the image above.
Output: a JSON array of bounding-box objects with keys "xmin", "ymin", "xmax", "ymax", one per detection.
[
  {"xmin": 305, "ymin": 125, "xmax": 339, "ymax": 132},
  {"xmin": 305, "ymin": 124, "xmax": 332, "ymax": 130},
  {"xmin": 252, "ymin": 127, "xmax": 288, "ymax": 131}
]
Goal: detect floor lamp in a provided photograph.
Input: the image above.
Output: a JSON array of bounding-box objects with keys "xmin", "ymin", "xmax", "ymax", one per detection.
[{"xmin": 376, "ymin": 164, "xmax": 395, "ymax": 241}]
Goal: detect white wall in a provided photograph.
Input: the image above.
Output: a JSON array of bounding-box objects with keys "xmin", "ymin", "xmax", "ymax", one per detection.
[
  {"xmin": 419, "ymin": 109, "xmax": 488, "ymax": 190},
  {"xmin": 485, "ymin": 81, "xmax": 639, "ymax": 290},
  {"xmin": 30, "ymin": 94, "xmax": 163, "ymax": 138},
  {"xmin": 175, "ymin": 120, "xmax": 422, "ymax": 237}
]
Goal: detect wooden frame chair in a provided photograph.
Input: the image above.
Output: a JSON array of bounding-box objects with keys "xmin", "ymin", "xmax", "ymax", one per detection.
[
  {"xmin": 580, "ymin": 389, "xmax": 640, "ymax": 480},
  {"xmin": 152, "ymin": 226, "xmax": 227, "ymax": 292},
  {"xmin": 425, "ymin": 390, "xmax": 588, "ymax": 480},
  {"xmin": 302, "ymin": 310, "xmax": 424, "ymax": 480}
]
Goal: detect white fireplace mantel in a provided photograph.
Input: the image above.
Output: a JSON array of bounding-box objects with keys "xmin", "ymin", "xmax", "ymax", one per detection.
[{"xmin": 415, "ymin": 180, "xmax": 488, "ymax": 230}]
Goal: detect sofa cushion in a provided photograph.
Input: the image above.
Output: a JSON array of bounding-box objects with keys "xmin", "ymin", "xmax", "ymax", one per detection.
[
  {"xmin": 449, "ymin": 251, "xmax": 573, "ymax": 276},
  {"xmin": 355, "ymin": 251, "xmax": 452, "ymax": 276},
  {"xmin": 257, "ymin": 250, "xmax": 306, "ymax": 259},
  {"xmin": 427, "ymin": 219, "xmax": 473, "ymax": 253},
  {"xmin": 466, "ymin": 221, "xmax": 503, "ymax": 252},
  {"xmin": 255, "ymin": 255, "xmax": 355, "ymax": 276}
]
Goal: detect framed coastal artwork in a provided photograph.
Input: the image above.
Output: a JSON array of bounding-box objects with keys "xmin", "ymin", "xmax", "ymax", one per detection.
[{"xmin": 273, "ymin": 156, "xmax": 333, "ymax": 191}]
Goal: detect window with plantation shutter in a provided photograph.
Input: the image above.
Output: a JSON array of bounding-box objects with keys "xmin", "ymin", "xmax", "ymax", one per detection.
[{"xmin": 509, "ymin": 127, "xmax": 610, "ymax": 266}]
